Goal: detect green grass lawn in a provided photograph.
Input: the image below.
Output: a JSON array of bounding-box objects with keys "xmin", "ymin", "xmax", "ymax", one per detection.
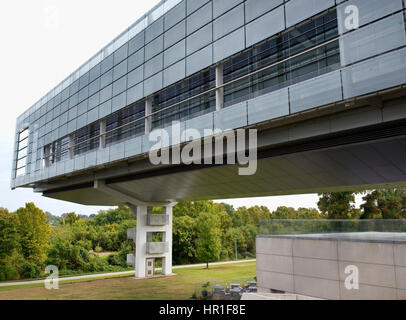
[{"xmin": 0, "ymin": 261, "xmax": 256, "ymax": 300}]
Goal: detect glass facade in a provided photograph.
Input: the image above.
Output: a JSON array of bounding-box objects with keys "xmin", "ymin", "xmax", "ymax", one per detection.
[
  {"xmin": 223, "ymin": 10, "xmax": 340, "ymax": 107},
  {"xmin": 106, "ymin": 101, "xmax": 145, "ymax": 146},
  {"xmin": 73, "ymin": 122, "xmax": 100, "ymax": 156},
  {"xmin": 52, "ymin": 136, "xmax": 70, "ymax": 163},
  {"xmin": 152, "ymin": 68, "xmax": 216, "ymax": 129},
  {"xmin": 15, "ymin": 128, "xmax": 29, "ymax": 177},
  {"xmin": 12, "ymin": 0, "xmax": 406, "ymax": 188}
]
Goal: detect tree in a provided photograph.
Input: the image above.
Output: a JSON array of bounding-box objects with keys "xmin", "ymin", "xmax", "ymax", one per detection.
[
  {"xmin": 214, "ymin": 210, "xmax": 233, "ymax": 260},
  {"xmin": 0, "ymin": 208, "xmax": 20, "ymax": 259},
  {"xmin": 379, "ymin": 189, "xmax": 406, "ymax": 219},
  {"xmin": 173, "ymin": 200, "xmax": 216, "ymax": 218},
  {"xmin": 61, "ymin": 212, "xmax": 81, "ymax": 225},
  {"xmin": 296, "ymin": 208, "xmax": 324, "ymax": 219},
  {"xmin": 45, "ymin": 211, "xmax": 61, "ymax": 226},
  {"xmin": 217, "ymin": 203, "xmax": 235, "ymax": 218},
  {"xmin": 173, "ymin": 216, "xmax": 197, "ymax": 265},
  {"xmin": 46, "ymin": 240, "xmax": 104, "ymax": 272},
  {"xmin": 240, "ymin": 225, "xmax": 258, "ymax": 256},
  {"xmin": 93, "ymin": 205, "xmax": 134, "ymax": 226},
  {"xmin": 361, "ymin": 189, "xmax": 406, "ymax": 219},
  {"xmin": 228, "ymin": 228, "xmax": 246, "ymax": 259},
  {"xmin": 0, "ymin": 209, "xmax": 24, "ymax": 281},
  {"xmin": 232, "ymin": 206, "xmax": 271, "ymax": 227},
  {"xmin": 16, "ymin": 203, "xmax": 51, "ymax": 265},
  {"xmin": 318, "ymin": 192, "xmax": 361, "ymax": 219},
  {"xmin": 360, "ymin": 191, "xmax": 383, "ymax": 219},
  {"xmin": 271, "ymin": 206, "xmax": 297, "ymax": 219},
  {"xmin": 195, "ymin": 212, "xmax": 222, "ymax": 269}
]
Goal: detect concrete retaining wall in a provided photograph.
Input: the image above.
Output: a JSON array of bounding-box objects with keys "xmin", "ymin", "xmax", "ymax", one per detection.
[{"xmin": 256, "ymin": 236, "xmax": 406, "ymax": 300}]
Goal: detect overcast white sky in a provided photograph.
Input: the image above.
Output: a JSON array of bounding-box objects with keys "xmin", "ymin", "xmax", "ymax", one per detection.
[{"xmin": 0, "ymin": 0, "xmax": 363, "ymax": 216}]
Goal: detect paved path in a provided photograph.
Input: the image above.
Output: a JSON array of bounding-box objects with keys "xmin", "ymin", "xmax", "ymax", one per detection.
[{"xmin": 0, "ymin": 259, "xmax": 256, "ymax": 287}]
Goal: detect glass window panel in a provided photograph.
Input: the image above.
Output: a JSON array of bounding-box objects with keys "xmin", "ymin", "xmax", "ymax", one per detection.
[
  {"xmin": 337, "ymin": 0, "xmax": 403, "ymax": 34},
  {"xmin": 106, "ymin": 101, "xmax": 145, "ymax": 146},
  {"xmin": 18, "ymin": 148, "xmax": 27, "ymax": 159},
  {"xmin": 114, "ymin": 32, "xmax": 129, "ymax": 50},
  {"xmin": 340, "ymin": 13, "xmax": 406, "ymax": 67},
  {"xmin": 50, "ymin": 136, "xmax": 71, "ymax": 163},
  {"xmin": 129, "ymin": 17, "xmax": 147, "ymax": 39},
  {"xmin": 90, "ymin": 52, "xmax": 103, "ymax": 69},
  {"xmin": 18, "ymin": 138, "xmax": 28, "ymax": 150},
  {"xmin": 74, "ymin": 123, "xmax": 100, "ymax": 156},
  {"xmin": 223, "ymin": 9, "xmax": 340, "ymax": 107},
  {"xmin": 105, "ymin": 42, "xmax": 115, "ymax": 56},
  {"xmin": 149, "ymin": 5, "xmax": 164, "ymax": 23},
  {"xmin": 290, "ymin": 70, "xmax": 343, "ymax": 113},
  {"xmin": 19, "ymin": 128, "xmax": 29, "ymax": 141},
  {"xmin": 342, "ymin": 47, "xmax": 406, "ymax": 99},
  {"xmin": 152, "ymin": 68, "xmax": 216, "ymax": 129},
  {"xmin": 62, "ymin": 77, "xmax": 72, "ymax": 90},
  {"xmin": 17, "ymin": 158, "xmax": 27, "ymax": 169},
  {"xmin": 16, "ymin": 167, "xmax": 26, "ymax": 177},
  {"xmin": 164, "ymin": 0, "xmax": 182, "ymax": 13}
]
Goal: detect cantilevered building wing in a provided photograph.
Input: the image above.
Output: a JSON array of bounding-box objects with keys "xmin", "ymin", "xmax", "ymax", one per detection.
[{"xmin": 11, "ymin": 0, "xmax": 406, "ymax": 278}]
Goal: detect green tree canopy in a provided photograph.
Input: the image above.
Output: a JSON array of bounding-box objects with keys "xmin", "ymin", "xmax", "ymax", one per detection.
[
  {"xmin": 361, "ymin": 189, "xmax": 406, "ymax": 219},
  {"xmin": 93, "ymin": 205, "xmax": 134, "ymax": 226},
  {"xmin": 61, "ymin": 212, "xmax": 81, "ymax": 225},
  {"xmin": 15, "ymin": 203, "xmax": 51, "ymax": 265},
  {"xmin": 318, "ymin": 192, "xmax": 361, "ymax": 219},
  {"xmin": 218, "ymin": 203, "xmax": 235, "ymax": 217},
  {"xmin": 173, "ymin": 215, "xmax": 197, "ymax": 265},
  {"xmin": 173, "ymin": 200, "xmax": 216, "ymax": 218},
  {"xmin": 195, "ymin": 212, "xmax": 222, "ymax": 269},
  {"xmin": 0, "ymin": 208, "xmax": 20, "ymax": 259},
  {"xmin": 45, "ymin": 211, "xmax": 61, "ymax": 226}
]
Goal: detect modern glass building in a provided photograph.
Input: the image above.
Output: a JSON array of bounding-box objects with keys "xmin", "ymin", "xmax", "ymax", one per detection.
[
  {"xmin": 11, "ymin": 0, "xmax": 406, "ymax": 194},
  {"xmin": 11, "ymin": 0, "xmax": 406, "ymax": 279}
]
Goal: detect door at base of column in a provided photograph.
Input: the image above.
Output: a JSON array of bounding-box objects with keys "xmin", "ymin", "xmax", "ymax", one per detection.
[{"xmin": 146, "ymin": 258, "xmax": 154, "ymax": 277}]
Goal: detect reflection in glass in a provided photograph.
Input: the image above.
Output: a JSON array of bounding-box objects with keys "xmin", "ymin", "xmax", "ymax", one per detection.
[
  {"xmin": 164, "ymin": 0, "xmax": 182, "ymax": 13},
  {"xmin": 152, "ymin": 68, "xmax": 216, "ymax": 129},
  {"xmin": 74, "ymin": 123, "xmax": 100, "ymax": 156},
  {"xmin": 149, "ymin": 4, "xmax": 164, "ymax": 23},
  {"xmin": 223, "ymin": 9, "xmax": 340, "ymax": 107},
  {"xmin": 106, "ymin": 101, "xmax": 145, "ymax": 146}
]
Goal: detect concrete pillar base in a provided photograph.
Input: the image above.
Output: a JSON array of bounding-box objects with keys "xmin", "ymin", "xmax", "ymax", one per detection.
[{"xmin": 132, "ymin": 204, "xmax": 174, "ymax": 278}]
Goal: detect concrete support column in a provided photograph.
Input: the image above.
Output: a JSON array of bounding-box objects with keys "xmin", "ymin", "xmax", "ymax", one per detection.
[
  {"xmin": 132, "ymin": 204, "xmax": 174, "ymax": 278},
  {"xmin": 99, "ymin": 119, "xmax": 106, "ymax": 149},
  {"xmin": 215, "ymin": 63, "xmax": 224, "ymax": 111},
  {"xmin": 135, "ymin": 206, "xmax": 148, "ymax": 278},
  {"xmin": 145, "ymin": 98, "xmax": 152, "ymax": 134},
  {"xmin": 162, "ymin": 205, "xmax": 173, "ymax": 275}
]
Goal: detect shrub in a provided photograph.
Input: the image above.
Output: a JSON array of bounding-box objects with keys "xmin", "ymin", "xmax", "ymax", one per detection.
[
  {"xmin": 0, "ymin": 263, "xmax": 20, "ymax": 281},
  {"xmin": 69, "ymin": 245, "xmax": 89, "ymax": 270},
  {"xmin": 46, "ymin": 241, "xmax": 92, "ymax": 271},
  {"xmin": 20, "ymin": 261, "xmax": 41, "ymax": 279},
  {"xmin": 46, "ymin": 241, "xmax": 71, "ymax": 270},
  {"xmin": 94, "ymin": 246, "xmax": 103, "ymax": 253},
  {"xmin": 220, "ymin": 249, "xmax": 229, "ymax": 261},
  {"xmin": 115, "ymin": 242, "xmax": 133, "ymax": 267},
  {"xmin": 76, "ymin": 240, "xmax": 92, "ymax": 250},
  {"xmin": 107, "ymin": 253, "xmax": 122, "ymax": 266},
  {"xmin": 84, "ymin": 255, "xmax": 106, "ymax": 272}
]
